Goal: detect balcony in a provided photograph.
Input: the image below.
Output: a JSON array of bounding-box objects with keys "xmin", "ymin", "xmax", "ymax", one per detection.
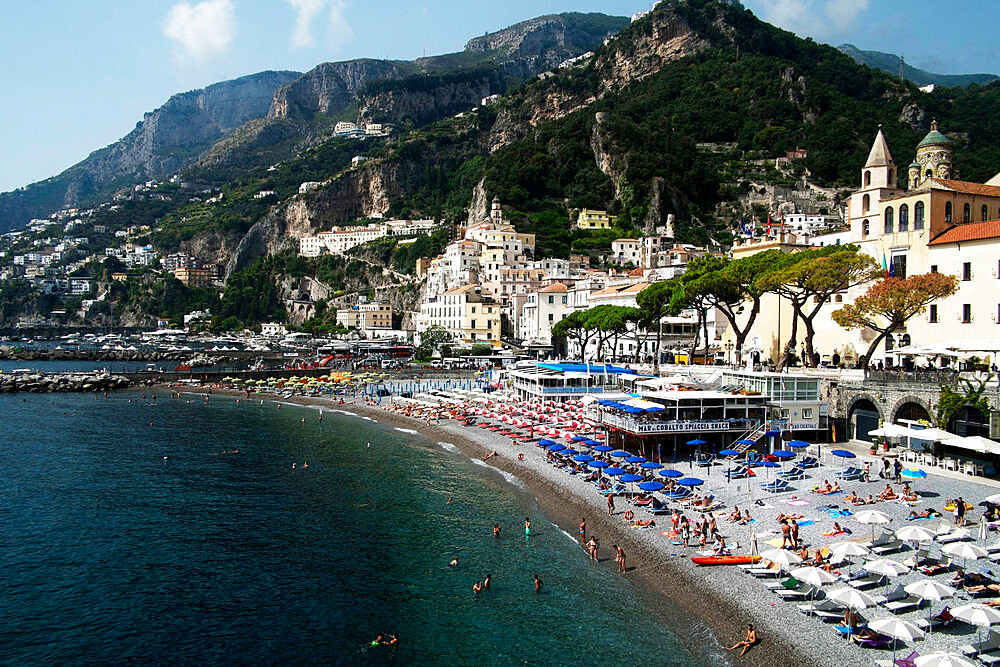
[{"xmin": 600, "ymin": 412, "xmax": 758, "ymax": 435}]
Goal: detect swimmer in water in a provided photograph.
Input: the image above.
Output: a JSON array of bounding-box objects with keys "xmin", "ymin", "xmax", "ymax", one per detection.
[
  {"xmin": 473, "ymin": 581, "xmax": 482, "ymax": 594},
  {"xmin": 371, "ymin": 633, "xmax": 385, "ymax": 647},
  {"xmin": 447, "ymin": 496, "xmax": 453, "ymax": 504},
  {"xmin": 292, "ymin": 463, "xmax": 296, "ymax": 469},
  {"xmin": 449, "ymin": 557, "xmax": 458, "ymax": 567},
  {"xmin": 494, "ymin": 523, "xmax": 501, "ymax": 538},
  {"xmin": 484, "ymin": 574, "xmax": 492, "ymax": 589},
  {"xmin": 303, "ymin": 462, "xmax": 308, "ymax": 468},
  {"xmin": 534, "ymin": 575, "xmax": 542, "ymax": 593}
]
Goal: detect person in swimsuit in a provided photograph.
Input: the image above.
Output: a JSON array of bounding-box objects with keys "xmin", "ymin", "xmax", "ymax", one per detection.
[
  {"xmin": 607, "ymin": 493, "xmax": 615, "ymax": 516},
  {"xmin": 726, "ymin": 624, "xmax": 758, "ymax": 658},
  {"xmin": 484, "ymin": 574, "xmax": 492, "ymax": 589},
  {"xmin": 534, "ymin": 575, "xmax": 542, "ymax": 593},
  {"xmin": 579, "ymin": 518, "xmax": 586, "ymax": 543},
  {"xmin": 494, "ymin": 523, "xmax": 501, "ymax": 538},
  {"xmin": 473, "ymin": 581, "xmax": 482, "ymax": 594}
]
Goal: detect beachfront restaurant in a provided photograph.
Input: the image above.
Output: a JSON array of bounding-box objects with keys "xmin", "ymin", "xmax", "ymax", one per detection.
[
  {"xmin": 594, "ymin": 388, "xmax": 770, "ymax": 463},
  {"xmin": 505, "ymin": 362, "xmax": 650, "ymax": 403},
  {"xmin": 719, "ymin": 369, "xmax": 829, "ymax": 443}
]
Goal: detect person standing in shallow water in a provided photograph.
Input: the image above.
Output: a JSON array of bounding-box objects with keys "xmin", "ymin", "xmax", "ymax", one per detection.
[
  {"xmin": 579, "ymin": 518, "xmax": 586, "ymax": 544},
  {"xmin": 494, "ymin": 523, "xmax": 501, "ymax": 538},
  {"xmin": 534, "ymin": 575, "xmax": 542, "ymax": 593},
  {"xmin": 607, "ymin": 493, "xmax": 615, "ymax": 516},
  {"xmin": 524, "ymin": 517, "xmax": 531, "ymax": 537}
]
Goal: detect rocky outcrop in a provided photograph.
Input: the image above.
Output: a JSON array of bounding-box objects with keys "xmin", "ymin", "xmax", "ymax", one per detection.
[
  {"xmin": 268, "ymin": 60, "xmax": 409, "ymax": 119},
  {"xmin": 0, "ymin": 372, "xmax": 131, "ymax": 393},
  {"xmin": 465, "ymin": 13, "xmax": 627, "ymax": 57},
  {"xmin": 365, "ymin": 73, "xmax": 504, "ymax": 126}
]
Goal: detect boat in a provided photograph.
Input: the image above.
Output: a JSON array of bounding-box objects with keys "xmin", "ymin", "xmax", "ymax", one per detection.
[{"xmin": 690, "ymin": 555, "xmax": 761, "ymax": 566}]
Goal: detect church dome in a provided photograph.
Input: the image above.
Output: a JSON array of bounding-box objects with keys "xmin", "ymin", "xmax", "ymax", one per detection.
[{"xmin": 917, "ymin": 120, "xmax": 952, "ymax": 148}]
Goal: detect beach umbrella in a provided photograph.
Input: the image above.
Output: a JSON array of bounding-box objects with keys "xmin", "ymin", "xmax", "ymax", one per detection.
[
  {"xmin": 605, "ymin": 467, "xmax": 626, "ymax": 476},
  {"xmin": 759, "ymin": 460, "xmax": 779, "ymax": 480},
  {"xmin": 855, "ymin": 510, "xmax": 891, "ymax": 540},
  {"xmin": 788, "ymin": 440, "xmax": 810, "ymax": 449},
  {"xmin": 952, "ymin": 603, "xmax": 1000, "ymax": 653},
  {"xmin": 658, "ymin": 469, "xmax": 683, "ymax": 479},
  {"xmin": 547, "ymin": 443, "xmax": 566, "ymax": 451},
  {"xmin": 985, "ymin": 494, "xmax": 1000, "ymax": 504},
  {"xmin": 719, "ymin": 449, "xmax": 740, "ymax": 456},
  {"xmin": 686, "ymin": 439, "xmax": 707, "ymax": 447},
  {"xmin": 678, "ymin": 477, "xmax": 704, "ymax": 487},
  {"xmin": 772, "ymin": 450, "xmax": 794, "ymax": 459},
  {"xmin": 639, "ymin": 481, "xmax": 665, "ymax": 492},
  {"xmin": 538, "ymin": 439, "xmax": 555, "ymax": 446},
  {"xmin": 589, "ymin": 460, "xmax": 610, "ymax": 469},
  {"xmin": 621, "ymin": 474, "xmax": 644, "ymax": 483},
  {"xmin": 761, "ymin": 548, "xmax": 803, "ymax": 569},
  {"xmin": 735, "ymin": 439, "xmax": 757, "ymax": 446},
  {"xmin": 573, "ymin": 454, "xmax": 594, "ymax": 462},
  {"xmin": 640, "ymin": 461, "xmax": 663, "ymax": 470},
  {"xmin": 583, "ymin": 439, "xmax": 602, "ymax": 446},
  {"xmin": 896, "ymin": 525, "xmax": 937, "ymax": 544},
  {"xmin": 790, "ymin": 566, "xmax": 838, "ymax": 588},
  {"xmin": 913, "ymin": 654, "xmax": 976, "ymax": 667},
  {"xmin": 869, "ymin": 618, "xmax": 924, "ymax": 664},
  {"xmin": 864, "ymin": 558, "xmax": 910, "ymax": 577},
  {"xmin": 562, "ymin": 449, "xmax": 579, "ymax": 456},
  {"xmin": 592, "ymin": 444, "xmax": 614, "ymax": 452},
  {"xmin": 827, "ymin": 587, "xmax": 878, "ymax": 612},
  {"xmin": 827, "ymin": 541, "xmax": 871, "ymax": 566},
  {"xmin": 901, "ymin": 468, "xmax": 928, "ymax": 479},
  {"xmin": 571, "ymin": 436, "xmax": 588, "ymax": 442},
  {"xmin": 626, "ymin": 456, "xmax": 647, "ymax": 463},
  {"xmin": 943, "ymin": 542, "xmax": 987, "ymax": 569},
  {"xmin": 906, "ymin": 580, "xmax": 957, "ymax": 633},
  {"xmin": 609, "ymin": 450, "xmax": 631, "ymax": 458},
  {"xmin": 831, "ymin": 449, "xmax": 856, "ymax": 459}
]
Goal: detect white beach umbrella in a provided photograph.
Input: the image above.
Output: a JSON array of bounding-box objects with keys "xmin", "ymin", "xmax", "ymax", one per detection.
[
  {"xmin": 864, "ymin": 558, "xmax": 910, "ymax": 577},
  {"xmin": 855, "ymin": 509, "xmax": 891, "ymax": 540},
  {"xmin": 943, "ymin": 542, "xmax": 987, "ymax": 569},
  {"xmin": 826, "ymin": 587, "xmax": 877, "ymax": 610},
  {"xmin": 952, "ymin": 604, "xmax": 1000, "ymax": 653},
  {"xmin": 914, "ymin": 652, "xmax": 977, "ymax": 667},
  {"xmin": 979, "ymin": 517, "xmax": 990, "ymax": 544},
  {"xmin": 896, "ymin": 525, "xmax": 937, "ymax": 543},
  {"xmin": 985, "ymin": 494, "xmax": 1000, "ymax": 504},
  {"xmin": 907, "ymin": 580, "xmax": 957, "ymax": 633},
  {"xmin": 790, "ymin": 566, "xmax": 838, "ymax": 587},
  {"xmin": 761, "ymin": 548, "xmax": 803, "ymax": 568},
  {"xmin": 869, "ymin": 618, "xmax": 925, "ymax": 664},
  {"xmin": 827, "ymin": 541, "xmax": 871, "ymax": 566}
]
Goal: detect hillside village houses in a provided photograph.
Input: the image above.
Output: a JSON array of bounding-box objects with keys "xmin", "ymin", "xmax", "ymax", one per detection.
[
  {"xmin": 575, "ymin": 208, "xmax": 617, "ymax": 229},
  {"xmin": 723, "ymin": 121, "xmax": 1000, "ymax": 369},
  {"xmin": 298, "ymin": 219, "xmax": 438, "ymax": 257}
]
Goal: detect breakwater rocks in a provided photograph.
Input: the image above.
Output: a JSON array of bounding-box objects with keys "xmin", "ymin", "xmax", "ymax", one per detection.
[
  {"xmin": 0, "ymin": 372, "xmax": 132, "ymax": 393},
  {"xmin": 0, "ymin": 347, "xmax": 232, "ymax": 365}
]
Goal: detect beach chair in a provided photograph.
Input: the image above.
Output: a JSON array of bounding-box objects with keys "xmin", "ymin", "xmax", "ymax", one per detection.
[
  {"xmin": 872, "ymin": 584, "xmax": 909, "ymax": 606},
  {"xmin": 961, "ymin": 630, "xmax": 1000, "ymax": 657},
  {"xmin": 885, "ymin": 595, "xmax": 924, "ymax": 614},
  {"xmin": 799, "ymin": 456, "xmax": 819, "ymax": 469},
  {"xmin": 937, "ymin": 529, "xmax": 970, "ymax": 544},
  {"xmin": 987, "ymin": 541, "xmax": 1000, "ymax": 555},
  {"xmin": 760, "ymin": 479, "xmax": 790, "ymax": 493},
  {"xmin": 664, "ymin": 488, "xmax": 691, "ymax": 501},
  {"xmin": 863, "ymin": 531, "xmax": 895, "ymax": 549},
  {"xmin": 775, "ymin": 583, "xmax": 816, "ymax": 600},
  {"xmin": 979, "ymin": 653, "xmax": 1000, "ymax": 667},
  {"xmin": 871, "ymin": 539, "xmax": 905, "ymax": 556},
  {"xmin": 849, "ymin": 574, "xmax": 887, "ymax": 590},
  {"xmin": 915, "ymin": 607, "xmax": 953, "ymax": 632},
  {"xmin": 778, "ymin": 466, "xmax": 805, "ymax": 480},
  {"xmin": 724, "ymin": 466, "xmax": 749, "ymax": 479},
  {"xmin": 835, "ymin": 467, "xmax": 863, "ymax": 480},
  {"xmin": 851, "ymin": 632, "xmax": 894, "ymax": 649},
  {"xmin": 765, "ymin": 576, "xmax": 801, "ymax": 591},
  {"xmin": 694, "ymin": 454, "xmax": 715, "ymax": 468},
  {"xmin": 875, "ymin": 651, "xmax": 918, "ymax": 667}
]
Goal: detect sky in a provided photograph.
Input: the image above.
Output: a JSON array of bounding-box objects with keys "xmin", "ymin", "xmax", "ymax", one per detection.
[{"xmin": 1, "ymin": 0, "xmax": 999, "ymax": 193}]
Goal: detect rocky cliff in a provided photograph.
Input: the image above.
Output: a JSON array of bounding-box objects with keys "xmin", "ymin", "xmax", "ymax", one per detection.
[{"xmin": 268, "ymin": 60, "xmax": 409, "ymax": 119}]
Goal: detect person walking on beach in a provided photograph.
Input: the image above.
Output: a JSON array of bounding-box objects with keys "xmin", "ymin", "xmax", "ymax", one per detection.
[
  {"xmin": 863, "ymin": 461, "xmax": 871, "ymax": 483},
  {"xmin": 671, "ymin": 509, "xmax": 680, "ymax": 533},
  {"xmin": 957, "ymin": 497, "xmax": 967, "ymax": 526},
  {"xmin": 726, "ymin": 624, "xmax": 758, "ymax": 658},
  {"xmin": 880, "ymin": 457, "xmax": 891, "ymax": 479},
  {"xmin": 681, "ymin": 518, "xmax": 691, "ymax": 546},
  {"xmin": 790, "ymin": 519, "xmax": 800, "ymax": 550},
  {"xmin": 708, "ymin": 513, "xmax": 719, "ymax": 541},
  {"xmin": 893, "ymin": 458, "xmax": 903, "ymax": 483},
  {"xmin": 579, "ymin": 518, "xmax": 586, "ymax": 544},
  {"xmin": 614, "ymin": 544, "xmax": 626, "ymax": 573},
  {"xmin": 607, "ymin": 493, "xmax": 615, "ymax": 516},
  {"xmin": 780, "ymin": 520, "xmax": 791, "ymax": 549}
]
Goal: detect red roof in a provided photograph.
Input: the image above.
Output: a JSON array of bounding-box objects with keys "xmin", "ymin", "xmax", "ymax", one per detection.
[
  {"xmin": 929, "ymin": 220, "xmax": 1000, "ymax": 245},
  {"xmin": 930, "ymin": 178, "xmax": 1000, "ymax": 197}
]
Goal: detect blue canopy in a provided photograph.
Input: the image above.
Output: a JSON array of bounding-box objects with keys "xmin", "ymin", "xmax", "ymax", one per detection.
[
  {"xmin": 658, "ymin": 469, "xmax": 683, "ymax": 478},
  {"xmin": 573, "ymin": 454, "xmax": 594, "ymax": 462},
  {"xmin": 537, "ymin": 439, "xmax": 555, "ymax": 446},
  {"xmin": 831, "ymin": 449, "xmax": 856, "ymax": 459},
  {"xmin": 547, "ymin": 443, "xmax": 566, "ymax": 451},
  {"xmin": 901, "ymin": 469, "xmax": 928, "ymax": 478},
  {"xmin": 788, "ymin": 440, "xmax": 810, "ymax": 449},
  {"xmin": 589, "ymin": 460, "xmax": 610, "ymax": 469},
  {"xmin": 735, "ymin": 439, "xmax": 757, "ymax": 446},
  {"xmin": 772, "ymin": 450, "xmax": 794, "ymax": 459},
  {"xmin": 640, "ymin": 461, "xmax": 664, "ymax": 469},
  {"xmin": 604, "ymin": 467, "xmax": 626, "ymax": 476},
  {"xmin": 623, "ymin": 406, "xmax": 643, "ymax": 414},
  {"xmin": 570, "ymin": 436, "xmax": 588, "ymax": 442},
  {"xmin": 610, "ymin": 450, "xmax": 631, "ymax": 458},
  {"xmin": 592, "ymin": 444, "xmax": 614, "ymax": 452},
  {"xmin": 763, "ymin": 430, "xmax": 781, "ymax": 437},
  {"xmin": 686, "ymin": 439, "xmax": 707, "ymax": 446},
  {"xmin": 719, "ymin": 449, "xmax": 740, "ymax": 456},
  {"xmin": 639, "ymin": 481, "xmax": 665, "ymax": 491},
  {"xmin": 759, "ymin": 461, "xmax": 780, "ymax": 468},
  {"xmin": 621, "ymin": 474, "xmax": 644, "ymax": 483},
  {"xmin": 644, "ymin": 406, "xmax": 664, "ymax": 412},
  {"xmin": 562, "ymin": 448, "xmax": 578, "ymax": 456},
  {"xmin": 678, "ymin": 477, "xmax": 704, "ymax": 487},
  {"xmin": 597, "ymin": 399, "xmax": 618, "ymax": 406},
  {"xmin": 583, "ymin": 439, "xmax": 602, "ymax": 446},
  {"xmin": 626, "ymin": 456, "xmax": 647, "ymax": 463}
]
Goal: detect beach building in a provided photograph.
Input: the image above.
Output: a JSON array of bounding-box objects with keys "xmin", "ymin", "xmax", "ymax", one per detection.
[
  {"xmin": 505, "ymin": 362, "xmax": 647, "ymax": 403},
  {"xmin": 416, "ymin": 284, "xmax": 501, "ymax": 345}
]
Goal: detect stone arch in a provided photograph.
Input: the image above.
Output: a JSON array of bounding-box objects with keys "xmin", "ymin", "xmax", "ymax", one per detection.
[
  {"xmin": 948, "ymin": 405, "xmax": 990, "ymax": 437},
  {"xmin": 891, "ymin": 397, "xmax": 932, "ymax": 424},
  {"xmin": 847, "ymin": 395, "xmax": 883, "ymax": 443}
]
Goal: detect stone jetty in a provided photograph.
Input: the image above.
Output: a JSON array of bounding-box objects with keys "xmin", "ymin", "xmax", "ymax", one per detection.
[{"xmin": 0, "ymin": 372, "xmax": 132, "ymax": 393}]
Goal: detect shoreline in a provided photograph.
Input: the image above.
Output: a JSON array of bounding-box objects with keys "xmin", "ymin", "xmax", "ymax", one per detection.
[{"xmin": 173, "ymin": 386, "xmax": 815, "ymax": 667}]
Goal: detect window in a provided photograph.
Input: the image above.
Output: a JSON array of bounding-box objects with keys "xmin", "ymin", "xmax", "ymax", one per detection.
[
  {"xmin": 471, "ymin": 306, "xmax": 476, "ymax": 313},
  {"xmin": 930, "ymin": 265, "xmax": 938, "ymax": 273},
  {"xmin": 964, "ymin": 203, "xmax": 971, "ymax": 223},
  {"xmin": 884, "ymin": 207, "xmax": 894, "ymax": 233},
  {"xmin": 891, "ymin": 255, "xmax": 907, "ymax": 279},
  {"xmin": 470, "ymin": 319, "xmax": 476, "ymax": 329},
  {"xmin": 963, "ymin": 304, "xmax": 972, "ymax": 323},
  {"xmin": 547, "ymin": 295, "xmax": 554, "ymax": 304},
  {"xmin": 802, "ymin": 408, "xmax": 813, "ymax": 420},
  {"xmin": 914, "ymin": 201, "xmax": 925, "ymax": 229},
  {"xmin": 945, "ymin": 201, "xmax": 953, "ymax": 222},
  {"xmin": 548, "ymin": 313, "xmax": 554, "ymax": 322},
  {"xmin": 885, "ymin": 336, "xmax": 895, "ymax": 351},
  {"xmin": 864, "ymin": 171, "xmax": 871, "ymax": 187},
  {"xmin": 899, "ymin": 204, "xmax": 909, "ymax": 231},
  {"xmin": 963, "ymin": 262, "xmax": 972, "ymax": 281},
  {"xmin": 561, "ymin": 296, "xmax": 567, "ymax": 304},
  {"xmin": 984, "ymin": 205, "xmax": 990, "ymax": 222},
  {"xmin": 862, "ymin": 219, "xmax": 870, "ymax": 237},
  {"xmin": 930, "ymin": 304, "xmax": 938, "ymax": 323},
  {"xmin": 901, "ymin": 333, "xmax": 911, "ymax": 346},
  {"xmin": 862, "ymin": 194, "xmax": 871, "ymax": 213}
]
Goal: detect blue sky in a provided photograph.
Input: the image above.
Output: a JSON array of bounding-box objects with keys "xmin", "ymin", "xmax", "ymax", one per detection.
[{"xmin": 1, "ymin": 0, "xmax": 999, "ymax": 193}]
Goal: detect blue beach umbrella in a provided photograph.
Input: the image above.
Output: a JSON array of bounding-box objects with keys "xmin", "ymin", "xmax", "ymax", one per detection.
[
  {"xmin": 571, "ymin": 436, "xmax": 588, "ymax": 442},
  {"xmin": 901, "ymin": 469, "xmax": 928, "ymax": 479},
  {"xmin": 621, "ymin": 474, "xmax": 644, "ymax": 483},
  {"xmin": 589, "ymin": 460, "xmax": 610, "ymax": 469},
  {"xmin": 605, "ymin": 467, "xmax": 626, "ymax": 476},
  {"xmin": 788, "ymin": 440, "xmax": 810, "ymax": 449},
  {"xmin": 640, "ymin": 461, "xmax": 663, "ymax": 470},
  {"xmin": 772, "ymin": 450, "xmax": 795, "ymax": 459},
  {"xmin": 547, "ymin": 443, "xmax": 566, "ymax": 451},
  {"xmin": 639, "ymin": 481, "xmax": 665, "ymax": 492},
  {"xmin": 538, "ymin": 439, "xmax": 555, "ymax": 446},
  {"xmin": 719, "ymin": 449, "xmax": 740, "ymax": 456},
  {"xmin": 610, "ymin": 450, "xmax": 631, "ymax": 458},
  {"xmin": 764, "ymin": 430, "xmax": 781, "ymax": 438},
  {"xmin": 831, "ymin": 449, "xmax": 857, "ymax": 459},
  {"xmin": 573, "ymin": 454, "xmax": 594, "ymax": 462},
  {"xmin": 592, "ymin": 444, "xmax": 614, "ymax": 453},
  {"xmin": 658, "ymin": 469, "xmax": 683, "ymax": 478},
  {"xmin": 686, "ymin": 439, "xmax": 707, "ymax": 447},
  {"xmin": 759, "ymin": 460, "xmax": 779, "ymax": 480},
  {"xmin": 583, "ymin": 439, "xmax": 602, "ymax": 446},
  {"xmin": 735, "ymin": 439, "xmax": 757, "ymax": 446},
  {"xmin": 678, "ymin": 477, "xmax": 704, "ymax": 487},
  {"xmin": 644, "ymin": 406, "xmax": 664, "ymax": 412},
  {"xmin": 626, "ymin": 456, "xmax": 647, "ymax": 463}
]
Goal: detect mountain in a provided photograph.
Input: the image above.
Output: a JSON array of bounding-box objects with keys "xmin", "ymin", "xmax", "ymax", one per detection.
[
  {"xmin": 0, "ymin": 12, "xmax": 627, "ymax": 233},
  {"xmin": 838, "ymin": 44, "xmax": 998, "ymax": 88}
]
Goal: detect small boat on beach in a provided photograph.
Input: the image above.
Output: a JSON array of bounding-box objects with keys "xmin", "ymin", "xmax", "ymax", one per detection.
[{"xmin": 690, "ymin": 555, "xmax": 761, "ymax": 566}]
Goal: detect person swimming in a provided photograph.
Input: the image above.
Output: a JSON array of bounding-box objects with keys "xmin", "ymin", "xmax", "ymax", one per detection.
[
  {"xmin": 524, "ymin": 517, "xmax": 531, "ymax": 536},
  {"xmin": 449, "ymin": 557, "xmax": 458, "ymax": 567}
]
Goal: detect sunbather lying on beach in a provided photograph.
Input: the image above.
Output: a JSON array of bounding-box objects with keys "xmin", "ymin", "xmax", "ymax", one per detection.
[
  {"xmin": 812, "ymin": 480, "xmax": 833, "ymax": 494},
  {"xmin": 775, "ymin": 513, "xmax": 803, "ymax": 522},
  {"xmin": 907, "ymin": 508, "xmax": 941, "ymax": 520},
  {"xmin": 878, "ymin": 484, "xmax": 897, "ymax": 501}
]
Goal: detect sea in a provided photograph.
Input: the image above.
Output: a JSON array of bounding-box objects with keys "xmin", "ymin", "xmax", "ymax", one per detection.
[{"xmin": 0, "ymin": 389, "xmax": 715, "ymax": 665}]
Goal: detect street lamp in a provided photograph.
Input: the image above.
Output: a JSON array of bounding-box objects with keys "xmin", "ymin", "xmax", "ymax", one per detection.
[{"xmin": 724, "ymin": 340, "xmax": 734, "ymax": 366}]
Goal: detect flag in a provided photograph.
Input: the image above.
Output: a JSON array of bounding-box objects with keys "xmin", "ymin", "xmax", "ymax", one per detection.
[
  {"xmin": 888, "ymin": 257, "xmax": 896, "ymax": 277},
  {"xmin": 881, "ymin": 254, "xmax": 889, "ymax": 277},
  {"xmin": 739, "ymin": 218, "xmax": 752, "ymax": 237},
  {"xmin": 766, "ymin": 212, "xmax": 772, "ymax": 236}
]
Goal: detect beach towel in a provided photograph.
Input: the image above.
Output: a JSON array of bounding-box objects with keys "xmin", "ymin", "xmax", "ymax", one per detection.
[
  {"xmin": 784, "ymin": 499, "xmax": 810, "ymax": 506},
  {"xmin": 796, "ymin": 520, "xmax": 816, "ymax": 527},
  {"xmin": 764, "ymin": 538, "xmax": 786, "ymax": 548},
  {"xmin": 751, "ymin": 530, "xmax": 779, "ymax": 539},
  {"xmin": 822, "ymin": 508, "xmax": 853, "ymax": 517},
  {"xmin": 753, "ymin": 501, "xmax": 775, "ymax": 510},
  {"xmin": 660, "ymin": 530, "xmax": 679, "ymax": 538},
  {"xmin": 822, "ymin": 529, "xmax": 849, "ymax": 537}
]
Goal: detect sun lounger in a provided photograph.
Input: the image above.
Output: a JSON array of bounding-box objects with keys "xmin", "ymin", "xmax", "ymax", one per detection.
[
  {"xmin": 664, "ymin": 489, "xmax": 691, "ymax": 500},
  {"xmin": 863, "ymin": 532, "xmax": 895, "ymax": 549},
  {"xmin": 694, "ymin": 454, "xmax": 715, "ymax": 468},
  {"xmin": 761, "ymin": 480, "xmax": 790, "ymax": 493},
  {"xmin": 799, "ymin": 456, "xmax": 819, "ymax": 468},
  {"xmin": 915, "ymin": 607, "xmax": 953, "ymax": 632},
  {"xmin": 937, "ymin": 529, "xmax": 970, "ymax": 544},
  {"xmin": 778, "ymin": 467, "xmax": 806, "ymax": 480},
  {"xmin": 797, "ymin": 599, "xmax": 842, "ymax": 615},
  {"xmin": 724, "ymin": 466, "xmax": 749, "ymax": 478},
  {"xmin": 850, "ymin": 575, "xmax": 886, "ymax": 590},
  {"xmin": 871, "ymin": 539, "xmax": 905, "ymax": 556},
  {"xmin": 851, "ymin": 632, "xmax": 894, "ymax": 649},
  {"xmin": 961, "ymin": 631, "xmax": 1000, "ymax": 657},
  {"xmin": 835, "ymin": 467, "xmax": 863, "ymax": 480},
  {"xmin": 885, "ymin": 595, "xmax": 924, "ymax": 614},
  {"xmin": 987, "ymin": 542, "xmax": 1000, "ymax": 555},
  {"xmin": 765, "ymin": 576, "xmax": 801, "ymax": 591},
  {"xmin": 775, "ymin": 583, "xmax": 816, "ymax": 600},
  {"xmin": 979, "ymin": 653, "xmax": 1000, "ymax": 667},
  {"xmin": 875, "ymin": 651, "xmax": 919, "ymax": 667},
  {"xmin": 872, "ymin": 585, "xmax": 908, "ymax": 605}
]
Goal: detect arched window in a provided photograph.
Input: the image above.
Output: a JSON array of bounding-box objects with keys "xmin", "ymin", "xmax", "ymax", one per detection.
[
  {"xmin": 862, "ymin": 194, "xmax": 871, "ymax": 213},
  {"xmin": 945, "ymin": 201, "xmax": 953, "ymax": 222},
  {"xmin": 983, "ymin": 205, "xmax": 990, "ymax": 222},
  {"xmin": 885, "ymin": 335, "xmax": 895, "ymax": 351},
  {"xmin": 899, "ymin": 204, "xmax": 909, "ymax": 231},
  {"xmin": 862, "ymin": 219, "xmax": 870, "ymax": 238},
  {"xmin": 914, "ymin": 201, "xmax": 925, "ymax": 229},
  {"xmin": 926, "ymin": 169, "xmax": 933, "ymax": 179},
  {"xmin": 901, "ymin": 333, "xmax": 912, "ymax": 347},
  {"xmin": 864, "ymin": 171, "xmax": 872, "ymax": 187},
  {"xmin": 964, "ymin": 203, "xmax": 971, "ymax": 223},
  {"xmin": 884, "ymin": 207, "xmax": 894, "ymax": 234}
]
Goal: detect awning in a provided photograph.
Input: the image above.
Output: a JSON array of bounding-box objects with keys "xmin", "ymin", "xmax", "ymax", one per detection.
[{"xmin": 941, "ymin": 435, "xmax": 1000, "ymax": 455}]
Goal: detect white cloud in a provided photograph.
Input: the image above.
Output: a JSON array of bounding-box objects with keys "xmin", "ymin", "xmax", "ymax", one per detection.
[
  {"xmin": 163, "ymin": 0, "xmax": 235, "ymax": 62},
  {"xmin": 751, "ymin": 0, "xmax": 869, "ymax": 39},
  {"xmin": 327, "ymin": 0, "xmax": 354, "ymax": 47},
  {"xmin": 286, "ymin": 0, "xmax": 325, "ymax": 48}
]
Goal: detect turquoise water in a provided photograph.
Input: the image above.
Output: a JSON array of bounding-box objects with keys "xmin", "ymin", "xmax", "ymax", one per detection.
[{"xmin": 0, "ymin": 391, "xmax": 704, "ymax": 665}]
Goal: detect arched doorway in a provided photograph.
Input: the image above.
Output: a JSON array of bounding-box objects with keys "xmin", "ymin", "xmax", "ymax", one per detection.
[
  {"xmin": 948, "ymin": 405, "xmax": 990, "ymax": 437},
  {"xmin": 849, "ymin": 398, "xmax": 881, "ymax": 443},
  {"xmin": 895, "ymin": 401, "xmax": 930, "ymax": 423}
]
